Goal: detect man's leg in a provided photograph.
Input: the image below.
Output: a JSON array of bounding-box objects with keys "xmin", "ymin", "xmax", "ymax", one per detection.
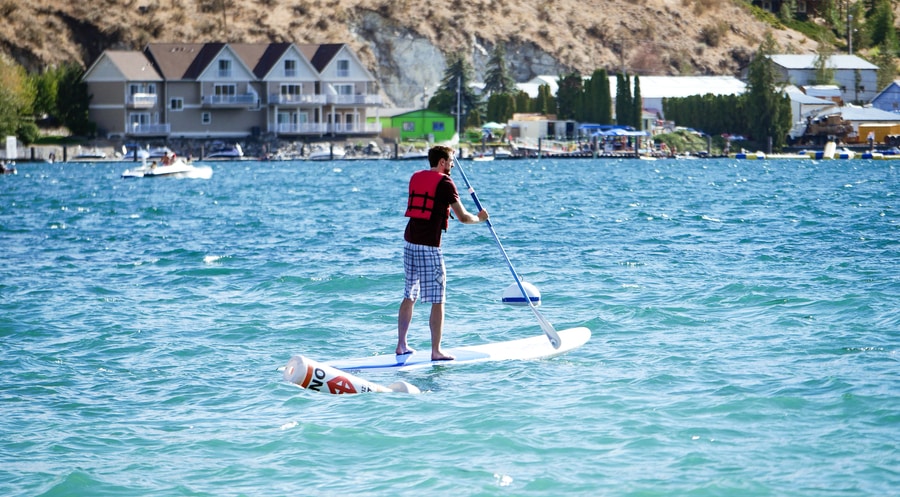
[
  {"xmin": 396, "ymin": 298, "xmax": 416, "ymax": 355},
  {"xmin": 429, "ymin": 302, "xmax": 454, "ymax": 360}
]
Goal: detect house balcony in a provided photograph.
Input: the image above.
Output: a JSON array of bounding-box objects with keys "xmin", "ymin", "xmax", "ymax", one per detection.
[
  {"xmin": 275, "ymin": 122, "xmax": 329, "ymax": 135},
  {"xmin": 326, "ymin": 94, "xmax": 383, "ymax": 106},
  {"xmin": 202, "ymin": 94, "xmax": 259, "ymax": 107},
  {"xmin": 127, "ymin": 123, "xmax": 171, "ymax": 136},
  {"xmin": 127, "ymin": 93, "xmax": 158, "ymax": 109},
  {"xmin": 270, "ymin": 93, "xmax": 327, "ymax": 105},
  {"xmin": 330, "ymin": 122, "xmax": 383, "ymax": 134}
]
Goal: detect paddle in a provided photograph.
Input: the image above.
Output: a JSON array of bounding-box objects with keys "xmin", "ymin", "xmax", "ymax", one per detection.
[{"xmin": 453, "ymin": 155, "xmax": 562, "ymax": 349}]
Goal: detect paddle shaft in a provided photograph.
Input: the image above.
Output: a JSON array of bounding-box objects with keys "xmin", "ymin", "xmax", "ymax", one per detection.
[{"xmin": 453, "ymin": 155, "xmax": 561, "ymax": 349}]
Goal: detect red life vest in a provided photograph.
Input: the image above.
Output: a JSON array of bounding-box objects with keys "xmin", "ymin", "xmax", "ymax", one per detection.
[{"xmin": 405, "ymin": 169, "xmax": 449, "ymax": 228}]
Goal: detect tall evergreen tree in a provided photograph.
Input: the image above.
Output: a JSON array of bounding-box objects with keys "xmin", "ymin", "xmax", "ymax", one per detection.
[
  {"xmin": 486, "ymin": 92, "xmax": 516, "ymax": 123},
  {"xmin": 615, "ymin": 73, "xmax": 633, "ymax": 126},
  {"xmin": 55, "ymin": 63, "xmax": 93, "ymax": 137},
  {"xmin": 534, "ymin": 84, "xmax": 555, "ymax": 116},
  {"xmin": 556, "ymin": 71, "xmax": 583, "ymax": 120},
  {"xmin": 874, "ymin": 42, "xmax": 897, "ymax": 91},
  {"xmin": 428, "ymin": 52, "xmax": 480, "ymax": 134},
  {"xmin": 632, "ymin": 75, "xmax": 643, "ymax": 130},
  {"xmin": 868, "ymin": 0, "xmax": 898, "ymax": 53},
  {"xmin": 744, "ymin": 33, "xmax": 791, "ymax": 151},
  {"xmin": 588, "ymin": 69, "xmax": 611, "ymax": 124},
  {"xmin": 514, "ymin": 90, "xmax": 531, "ymax": 114},
  {"xmin": 482, "ymin": 45, "xmax": 517, "ymax": 97},
  {"xmin": 813, "ymin": 45, "xmax": 836, "ymax": 85}
]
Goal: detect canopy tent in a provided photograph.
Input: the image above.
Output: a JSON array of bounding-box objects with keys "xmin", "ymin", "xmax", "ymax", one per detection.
[
  {"xmin": 482, "ymin": 122, "xmax": 506, "ymax": 130},
  {"xmin": 592, "ymin": 128, "xmax": 648, "ymax": 137}
]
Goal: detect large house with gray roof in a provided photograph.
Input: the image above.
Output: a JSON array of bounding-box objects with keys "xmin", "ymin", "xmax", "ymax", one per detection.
[
  {"xmin": 766, "ymin": 54, "xmax": 879, "ymax": 105},
  {"xmin": 82, "ymin": 42, "xmax": 383, "ymax": 140}
]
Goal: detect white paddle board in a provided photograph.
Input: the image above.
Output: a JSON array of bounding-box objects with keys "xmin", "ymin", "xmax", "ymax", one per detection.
[{"xmin": 327, "ymin": 327, "xmax": 591, "ymax": 372}]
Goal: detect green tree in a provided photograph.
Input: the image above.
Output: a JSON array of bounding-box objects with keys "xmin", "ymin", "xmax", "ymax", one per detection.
[
  {"xmin": 55, "ymin": 63, "xmax": 94, "ymax": 137},
  {"xmin": 632, "ymin": 75, "xmax": 643, "ymax": 129},
  {"xmin": 428, "ymin": 52, "xmax": 480, "ymax": 134},
  {"xmin": 555, "ymin": 71, "xmax": 583, "ymax": 120},
  {"xmin": 533, "ymin": 84, "xmax": 555, "ymax": 116},
  {"xmin": 615, "ymin": 72, "xmax": 633, "ymax": 126},
  {"xmin": 868, "ymin": 0, "xmax": 898, "ymax": 53},
  {"xmin": 31, "ymin": 66, "xmax": 61, "ymax": 119},
  {"xmin": 482, "ymin": 45, "xmax": 516, "ymax": 97},
  {"xmin": 813, "ymin": 46, "xmax": 836, "ymax": 85},
  {"xmin": 744, "ymin": 33, "xmax": 792, "ymax": 151},
  {"xmin": 588, "ymin": 69, "xmax": 611, "ymax": 124},
  {"xmin": 513, "ymin": 90, "xmax": 531, "ymax": 114},
  {"xmin": 0, "ymin": 56, "xmax": 35, "ymax": 139},
  {"xmin": 874, "ymin": 43, "xmax": 897, "ymax": 91},
  {"xmin": 486, "ymin": 92, "xmax": 517, "ymax": 123}
]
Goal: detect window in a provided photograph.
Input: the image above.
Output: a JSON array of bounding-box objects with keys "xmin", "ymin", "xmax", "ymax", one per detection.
[
  {"xmin": 128, "ymin": 83, "xmax": 155, "ymax": 95},
  {"xmin": 281, "ymin": 84, "xmax": 302, "ymax": 96},
  {"xmin": 170, "ymin": 98, "xmax": 183, "ymax": 111},
  {"xmin": 129, "ymin": 113, "xmax": 151, "ymax": 126},
  {"xmin": 337, "ymin": 59, "xmax": 350, "ymax": 77},
  {"xmin": 335, "ymin": 84, "xmax": 353, "ymax": 96},
  {"xmin": 201, "ymin": 112, "xmax": 211, "ymax": 125},
  {"xmin": 432, "ymin": 121, "xmax": 445, "ymax": 132},
  {"xmin": 284, "ymin": 59, "xmax": 297, "ymax": 77},
  {"xmin": 214, "ymin": 84, "xmax": 237, "ymax": 96},
  {"xmin": 218, "ymin": 59, "xmax": 232, "ymax": 78},
  {"xmin": 402, "ymin": 121, "xmax": 415, "ymax": 132}
]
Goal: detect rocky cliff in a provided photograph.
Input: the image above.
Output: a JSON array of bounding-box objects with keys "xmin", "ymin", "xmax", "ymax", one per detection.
[{"xmin": 0, "ymin": 0, "xmax": 818, "ymax": 106}]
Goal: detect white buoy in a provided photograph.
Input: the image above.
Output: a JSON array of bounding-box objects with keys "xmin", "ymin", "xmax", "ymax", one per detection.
[
  {"xmin": 283, "ymin": 355, "xmax": 420, "ymax": 394},
  {"xmin": 501, "ymin": 281, "xmax": 541, "ymax": 307}
]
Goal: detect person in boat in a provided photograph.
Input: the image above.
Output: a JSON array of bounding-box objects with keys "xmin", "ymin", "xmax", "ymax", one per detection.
[{"xmin": 397, "ymin": 145, "xmax": 489, "ymax": 361}]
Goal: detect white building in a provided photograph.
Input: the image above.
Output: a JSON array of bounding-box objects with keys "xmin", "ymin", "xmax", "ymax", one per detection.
[{"xmin": 767, "ymin": 54, "xmax": 879, "ymax": 105}]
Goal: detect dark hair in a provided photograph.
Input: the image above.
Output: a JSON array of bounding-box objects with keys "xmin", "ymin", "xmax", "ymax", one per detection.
[{"xmin": 428, "ymin": 145, "xmax": 453, "ymax": 168}]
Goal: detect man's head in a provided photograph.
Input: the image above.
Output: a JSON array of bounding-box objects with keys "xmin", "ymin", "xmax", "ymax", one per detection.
[{"xmin": 428, "ymin": 145, "xmax": 455, "ymax": 173}]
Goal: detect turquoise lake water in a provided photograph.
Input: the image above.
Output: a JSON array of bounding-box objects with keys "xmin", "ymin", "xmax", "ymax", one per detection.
[{"xmin": 1, "ymin": 157, "xmax": 897, "ymax": 496}]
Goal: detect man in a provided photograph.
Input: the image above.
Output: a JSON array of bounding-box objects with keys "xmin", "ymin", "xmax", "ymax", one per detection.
[{"xmin": 397, "ymin": 145, "xmax": 489, "ymax": 360}]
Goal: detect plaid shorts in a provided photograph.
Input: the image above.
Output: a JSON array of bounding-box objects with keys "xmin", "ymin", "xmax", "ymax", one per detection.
[{"xmin": 403, "ymin": 242, "xmax": 446, "ymax": 304}]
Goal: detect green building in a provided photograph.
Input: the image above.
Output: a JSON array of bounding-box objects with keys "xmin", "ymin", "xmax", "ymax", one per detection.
[{"xmin": 372, "ymin": 109, "xmax": 456, "ymax": 143}]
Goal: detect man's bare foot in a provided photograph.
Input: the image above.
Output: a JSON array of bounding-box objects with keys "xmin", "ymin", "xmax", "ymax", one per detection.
[
  {"xmin": 431, "ymin": 351, "xmax": 455, "ymax": 361},
  {"xmin": 395, "ymin": 347, "xmax": 416, "ymax": 355}
]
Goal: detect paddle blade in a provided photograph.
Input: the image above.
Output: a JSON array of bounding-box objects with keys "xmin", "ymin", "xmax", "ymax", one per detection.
[{"xmin": 531, "ymin": 306, "xmax": 561, "ymax": 349}]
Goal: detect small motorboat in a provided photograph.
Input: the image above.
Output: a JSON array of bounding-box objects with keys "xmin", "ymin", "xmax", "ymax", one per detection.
[
  {"xmin": 204, "ymin": 143, "xmax": 244, "ymax": 159},
  {"xmin": 308, "ymin": 145, "xmax": 346, "ymax": 161},
  {"xmin": 122, "ymin": 157, "xmax": 212, "ymax": 179}
]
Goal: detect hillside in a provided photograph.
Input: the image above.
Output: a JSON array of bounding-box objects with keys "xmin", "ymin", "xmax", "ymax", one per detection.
[{"xmin": 0, "ymin": 0, "xmax": 820, "ymax": 106}]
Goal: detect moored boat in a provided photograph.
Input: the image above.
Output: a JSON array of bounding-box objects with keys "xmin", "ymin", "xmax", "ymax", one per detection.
[
  {"xmin": 122, "ymin": 157, "xmax": 212, "ymax": 179},
  {"xmin": 308, "ymin": 145, "xmax": 345, "ymax": 161}
]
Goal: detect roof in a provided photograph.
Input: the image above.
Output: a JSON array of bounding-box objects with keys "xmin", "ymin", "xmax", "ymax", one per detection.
[
  {"xmin": 609, "ymin": 75, "xmax": 745, "ymax": 99},
  {"xmin": 230, "ymin": 43, "xmax": 292, "ymax": 78},
  {"xmin": 297, "ymin": 43, "xmax": 344, "ymax": 72},
  {"xmin": 517, "ymin": 75, "xmax": 745, "ymax": 99},
  {"xmin": 84, "ymin": 51, "xmax": 162, "ymax": 81},
  {"xmin": 144, "ymin": 43, "xmax": 222, "ymax": 80},
  {"xmin": 390, "ymin": 109, "xmax": 453, "ymax": 119},
  {"xmin": 813, "ymin": 105, "xmax": 900, "ymax": 122},
  {"xmin": 768, "ymin": 54, "xmax": 878, "ymax": 71},
  {"xmin": 784, "ymin": 85, "xmax": 835, "ymax": 105}
]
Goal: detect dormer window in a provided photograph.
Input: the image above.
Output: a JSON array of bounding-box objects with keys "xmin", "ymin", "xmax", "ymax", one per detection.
[
  {"xmin": 218, "ymin": 59, "xmax": 232, "ymax": 78},
  {"xmin": 285, "ymin": 59, "xmax": 297, "ymax": 77},
  {"xmin": 337, "ymin": 59, "xmax": 349, "ymax": 77}
]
